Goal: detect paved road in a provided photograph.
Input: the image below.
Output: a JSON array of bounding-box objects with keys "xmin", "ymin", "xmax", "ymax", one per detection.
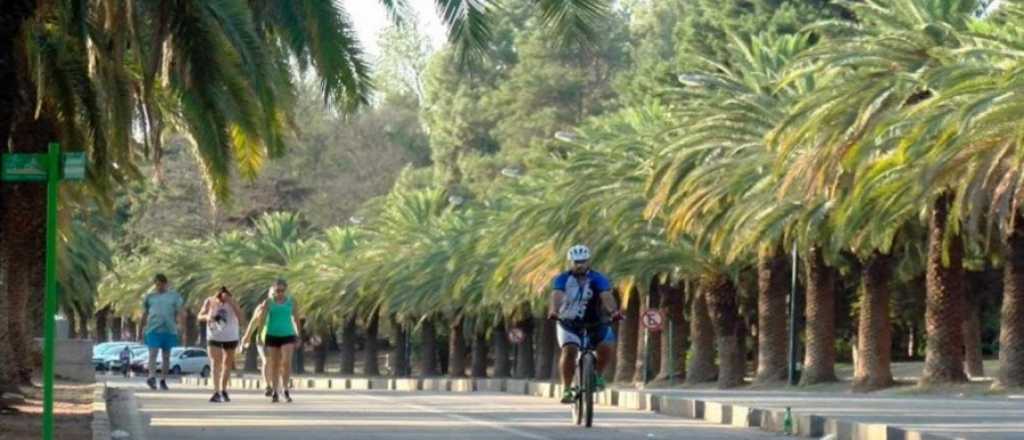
[{"xmin": 111, "ymin": 379, "xmax": 779, "ymax": 440}]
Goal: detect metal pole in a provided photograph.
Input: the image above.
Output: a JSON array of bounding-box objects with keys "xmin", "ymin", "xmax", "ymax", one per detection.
[
  {"xmin": 643, "ymin": 292, "xmax": 651, "ymax": 386},
  {"xmin": 788, "ymin": 243, "xmax": 799, "ymax": 386},
  {"xmin": 668, "ymin": 317, "xmax": 674, "ymax": 386},
  {"xmin": 43, "ymin": 142, "xmax": 60, "ymax": 440}
]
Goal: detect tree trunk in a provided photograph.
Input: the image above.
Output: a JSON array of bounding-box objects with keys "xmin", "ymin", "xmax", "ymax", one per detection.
[
  {"xmin": 244, "ymin": 342, "xmax": 259, "ymax": 371},
  {"xmin": 67, "ymin": 309, "xmax": 78, "ymax": 339},
  {"xmin": 963, "ymin": 297, "xmax": 984, "ymax": 378},
  {"xmin": 493, "ymin": 319, "xmax": 511, "ymax": 378},
  {"xmin": 364, "ymin": 311, "xmax": 380, "ymax": 376},
  {"xmin": 854, "ymin": 253, "xmax": 895, "ymax": 391},
  {"xmin": 921, "ymin": 193, "xmax": 968, "ymax": 385},
  {"xmin": 76, "ymin": 304, "xmax": 89, "ymax": 339},
  {"xmin": 535, "ymin": 318, "xmax": 555, "ymax": 380},
  {"xmin": 0, "ymin": 0, "xmax": 40, "ymax": 392},
  {"xmin": 614, "ymin": 287, "xmax": 639, "ymax": 383},
  {"xmin": 95, "ymin": 307, "xmax": 109, "ymax": 343},
  {"xmin": 314, "ymin": 332, "xmax": 329, "ymax": 374},
  {"xmin": 390, "ymin": 316, "xmax": 410, "ymax": 377},
  {"xmin": 185, "ymin": 310, "xmax": 198, "ymax": 346},
  {"xmin": 705, "ymin": 273, "xmax": 743, "ymax": 388},
  {"xmin": 514, "ymin": 318, "xmax": 535, "ymax": 379},
  {"xmin": 471, "ymin": 326, "xmax": 488, "ymax": 378},
  {"xmin": 756, "ymin": 249, "xmax": 789, "ymax": 384},
  {"xmin": 997, "ymin": 214, "xmax": 1024, "ymax": 388},
  {"xmin": 419, "ymin": 319, "xmax": 438, "ymax": 376},
  {"xmin": 448, "ymin": 316, "xmax": 466, "ymax": 378},
  {"xmin": 340, "ymin": 315, "xmax": 356, "ymax": 375},
  {"xmin": 801, "ymin": 247, "xmax": 839, "ymax": 385},
  {"xmin": 111, "ymin": 317, "xmax": 123, "ymax": 341},
  {"xmin": 655, "ymin": 282, "xmax": 686, "ymax": 382},
  {"xmin": 687, "ymin": 284, "xmax": 718, "ymax": 384}
]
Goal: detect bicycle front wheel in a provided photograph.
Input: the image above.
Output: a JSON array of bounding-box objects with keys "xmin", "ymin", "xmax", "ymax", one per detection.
[{"xmin": 582, "ymin": 353, "xmax": 595, "ymax": 428}]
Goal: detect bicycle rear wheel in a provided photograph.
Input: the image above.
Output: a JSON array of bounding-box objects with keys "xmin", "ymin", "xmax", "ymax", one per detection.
[{"xmin": 582, "ymin": 353, "xmax": 595, "ymax": 427}]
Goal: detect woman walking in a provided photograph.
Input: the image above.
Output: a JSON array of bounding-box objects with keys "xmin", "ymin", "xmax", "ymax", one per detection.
[
  {"xmin": 198, "ymin": 286, "xmax": 243, "ymax": 403},
  {"xmin": 243, "ymin": 278, "xmax": 301, "ymax": 403}
]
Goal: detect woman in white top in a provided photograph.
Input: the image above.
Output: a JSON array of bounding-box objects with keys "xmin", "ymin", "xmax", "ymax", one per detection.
[{"xmin": 198, "ymin": 286, "xmax": 243, "ymax": 403}]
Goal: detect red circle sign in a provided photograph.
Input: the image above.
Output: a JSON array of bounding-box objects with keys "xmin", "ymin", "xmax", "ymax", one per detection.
[
  {"xmin": 508, "ymin": 328, "xmax": 525, "ymax": 344},
  {"xmin": 641, "ymin": 309, "xmax": 664, "ymax": 332}
]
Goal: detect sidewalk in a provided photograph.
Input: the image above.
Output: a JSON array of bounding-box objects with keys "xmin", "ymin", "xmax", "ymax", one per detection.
[
  {"xmin": 642, "ymin": 386, "xmax": 1024, "ymax": 440},
  {"xmin": 178, "ymin": 369, "xmax": 1024, "ymax": 440}
]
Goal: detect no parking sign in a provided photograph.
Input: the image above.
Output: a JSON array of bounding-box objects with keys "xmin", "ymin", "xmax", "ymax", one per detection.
[{"xmin": 641, "ymin": 309, "xmax": 663, "ymax": 332}]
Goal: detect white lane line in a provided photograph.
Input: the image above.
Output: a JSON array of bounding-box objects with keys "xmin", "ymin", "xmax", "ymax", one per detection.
[{"xmin": 358, "ymin": 392, "xmax": 555, "ymax": 440}]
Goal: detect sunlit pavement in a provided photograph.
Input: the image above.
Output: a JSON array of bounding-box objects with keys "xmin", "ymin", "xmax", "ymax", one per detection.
[{"xmin": 105, "ymin": 377, "xmax": 780, "ymax": 440}]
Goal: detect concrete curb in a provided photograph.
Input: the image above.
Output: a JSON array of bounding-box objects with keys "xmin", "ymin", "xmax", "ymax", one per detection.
[
  {"xmin": 179, "ymin": 376, "xmax": 960, "ymax": 440},
  {"xmin": 92, "ymin": 384, "xmax": 111, "ymax": 440}
]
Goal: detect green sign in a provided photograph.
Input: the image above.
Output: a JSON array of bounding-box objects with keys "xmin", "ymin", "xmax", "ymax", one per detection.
[
  {"xmin": 1, "ymin": 153, "xmax": 48, "ymax": 182},
  {"xmin": 62, "ymin": 152, "xmax": 86, "ymax": 181}
]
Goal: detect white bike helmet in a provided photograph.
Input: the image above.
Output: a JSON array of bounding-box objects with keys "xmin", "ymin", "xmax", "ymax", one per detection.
[{"xmin": 566, "ymin": 244, "xmax": 591, "ymax": 262}]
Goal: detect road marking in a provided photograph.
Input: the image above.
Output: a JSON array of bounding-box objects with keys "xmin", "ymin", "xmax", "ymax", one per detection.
[{"xmin": 358, "ymin": 392, "xmax": 555, "ymax": 440}]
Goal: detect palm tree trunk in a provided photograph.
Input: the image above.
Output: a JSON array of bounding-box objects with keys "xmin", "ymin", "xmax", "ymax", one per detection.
[
  {"xmin": 390, "ymin": 316, "xmax": 410, "ymax": 377},
  {"xmin": 705, "ymin": 273, "xmax": 743, "ymax": 388},
  {"xmin": 687, "ymin": 284, "xmax": 718, "ymax": 384},
  {"xmin": 963, "ymin": 298, "xmax": 984, "ymax": 378},
  {"xmin": 493, "ymin": 319, "xmax": 511, "ymax": 378},
  {"xmin": 854, "ymin": 253, "xmax": 894, "ymax": 391},
  {"xmin": 111, "ymin": 317, "xmax": 123, "ymax": 341},
  {"xmin": 471, "ymin": 326, "xmax": 488, "ymax": 378},
  {"xmin": 314, "ymin": 332, "xmax": 329, "ymax": 374},
  {"xmin": 756, "ymin": 249, "xmax": 789, "ymax": 384},
  {"xmin": 75, "ymin": 304, "xmax": 89, "ymax": 339},
  {"xmin": 340, "ymin": 315, "xmax": 357, "ymax": 375},
  {"xmin": 67, "ymin": 309, "xmax": 78, "ymax": 339},
  {"xmin": 364, "ymin": 311, "xmax": 380, "ymax": 376},
  {"xmin": 244, "ymin": 342, "xmax": 259, "ymax": 371},
  {"xmin": 186, "ymin": 310, "xmax": 199, "ymax": 345},
  {"xmin": 535, "ymin": 318, "xmax": 555, "ymax": 380},
  {"xmin": 921, "ymin": 192, "xmax": 968, "ymax": 385},
  {"xmin": 448, "ymin": 316, "xmax": 467, "ymax": 378},
  {"xmin": 95, "ymin": 307, "xmax": 109, "ymax": 342},
  {"xmin": 514, "ymin": 318, "xmax": 535, "ymax": 379},
  {"xmin": 801, "ymin": 247, "xmax": 838, "ymax": 385},
  {"xmin": 655, "ymin": 282, "xmax": 686, "ymax": 382},
  {"xmin": 614, "ymin": 287, "xmax": 639, "ymax": 383},
  {"xmin": 997, "ymin": 214, "xmax": 1024, "ymax": 388},
  {"xmin": 3, "ymin": 163, "xmax": 46, "ymax": 385},
  {"xmin": 419, "ymin": 319, "xmax": 439, "ymax": 376}
]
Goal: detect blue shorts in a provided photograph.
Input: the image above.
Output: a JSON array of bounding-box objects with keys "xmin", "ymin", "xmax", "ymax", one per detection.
[
  {"xmin": 145, "ymin": 331, "xmax": 178, "ymax": 351},
  {"xmin": 557, "ymin": 323, "xmax": 615, "ymax": 349}
]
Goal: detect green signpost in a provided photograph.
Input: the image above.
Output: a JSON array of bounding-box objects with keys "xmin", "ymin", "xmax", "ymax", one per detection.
[{"xmin": 1, "ymin": 143, "xmax": 86, "ymax": 440}]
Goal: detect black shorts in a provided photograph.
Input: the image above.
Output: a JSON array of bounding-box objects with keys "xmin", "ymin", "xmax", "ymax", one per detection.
[
  {"xmin": 208, "ymin": 340, "xmax": 239, "ymax": 350},
  {"xmin": 265, "ymin": 335, "xmax": 297, "ymax": 347}
]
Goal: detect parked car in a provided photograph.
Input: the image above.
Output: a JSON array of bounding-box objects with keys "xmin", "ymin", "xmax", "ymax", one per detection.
[
  {"xmin": 92, "ymin": 343, "xmax": 144, "ymax": 371},
  {"xmin": 144, "ymin": 347, "xmax": 211, "ymax": 377}
]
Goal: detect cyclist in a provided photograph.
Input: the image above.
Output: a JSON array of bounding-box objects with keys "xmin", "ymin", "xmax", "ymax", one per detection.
[{"xmin": 547, "ymin": 245, "xmax": 623, "ymax": 404}]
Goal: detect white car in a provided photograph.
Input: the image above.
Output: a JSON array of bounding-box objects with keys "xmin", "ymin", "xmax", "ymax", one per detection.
[{"xmin": 147, "ymin": 347, "xmax": 211, "ymax": 377}]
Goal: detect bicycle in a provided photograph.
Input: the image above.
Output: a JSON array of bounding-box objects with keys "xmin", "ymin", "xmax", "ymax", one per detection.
[{"xmin": 569, "ymin": 323, "xmax": 600, "ymax": 428}]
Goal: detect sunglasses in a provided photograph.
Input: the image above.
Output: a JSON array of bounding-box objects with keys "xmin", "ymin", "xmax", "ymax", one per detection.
[{"xmin": 572, "ymin": 260, "xmax": 590, "ymax": 265}]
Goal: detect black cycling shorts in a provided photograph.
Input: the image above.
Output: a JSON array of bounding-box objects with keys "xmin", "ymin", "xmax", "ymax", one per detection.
[
  {"xmin": 208, "ymin": 340, "xmax": 239, "ymax": 350},
  {"xmin": 265, "ymin": 335, "xmax": 297, "ymax": 347}
]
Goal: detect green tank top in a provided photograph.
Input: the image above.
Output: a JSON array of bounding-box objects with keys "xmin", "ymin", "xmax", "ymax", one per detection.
[{"xmin": 265, "ymin": 296, "xmax": 296, "ymax": 337}]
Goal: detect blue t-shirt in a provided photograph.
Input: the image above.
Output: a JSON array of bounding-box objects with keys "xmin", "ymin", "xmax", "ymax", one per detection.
[
  {"xmin": 552, "ymin": 270, "xmax": 612, "ymax": 326},
  {"xmin": 143, "ymin": 290, "xmax": 184, "ymax": 335}
]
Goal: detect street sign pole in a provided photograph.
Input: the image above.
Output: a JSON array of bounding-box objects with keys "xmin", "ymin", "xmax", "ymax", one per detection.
[{"xmin": 42, "ymin": 142, "xmax": 60, "ymax": 440}]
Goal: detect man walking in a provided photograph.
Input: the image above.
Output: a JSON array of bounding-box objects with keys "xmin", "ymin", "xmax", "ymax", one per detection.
[{"xmin": 141, "ymin": 274, "xmax": 185, "ymax": 390}]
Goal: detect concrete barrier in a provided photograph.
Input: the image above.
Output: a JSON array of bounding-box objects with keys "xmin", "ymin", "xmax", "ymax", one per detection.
[
  {"xmin": 476, "ymin": 379, "xmax": 506, "ymax": 392},
  {"xmin": 394, "ymin": 378, "xmax": 421, "ymax": 391},
  {"xmin": 450, "ymin": 379, "xmax": 475, "ymax": 392},
  {"xmin": 53, "ymin": 338, "xmax": 94, "ymax": 382},
  {"xmin": 420, "ymin": 378, "xmax": 449, "ymax": 391},
  {"xmin": 505, "ymin": 379, "xmax": 529, "ymax": 395}
]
